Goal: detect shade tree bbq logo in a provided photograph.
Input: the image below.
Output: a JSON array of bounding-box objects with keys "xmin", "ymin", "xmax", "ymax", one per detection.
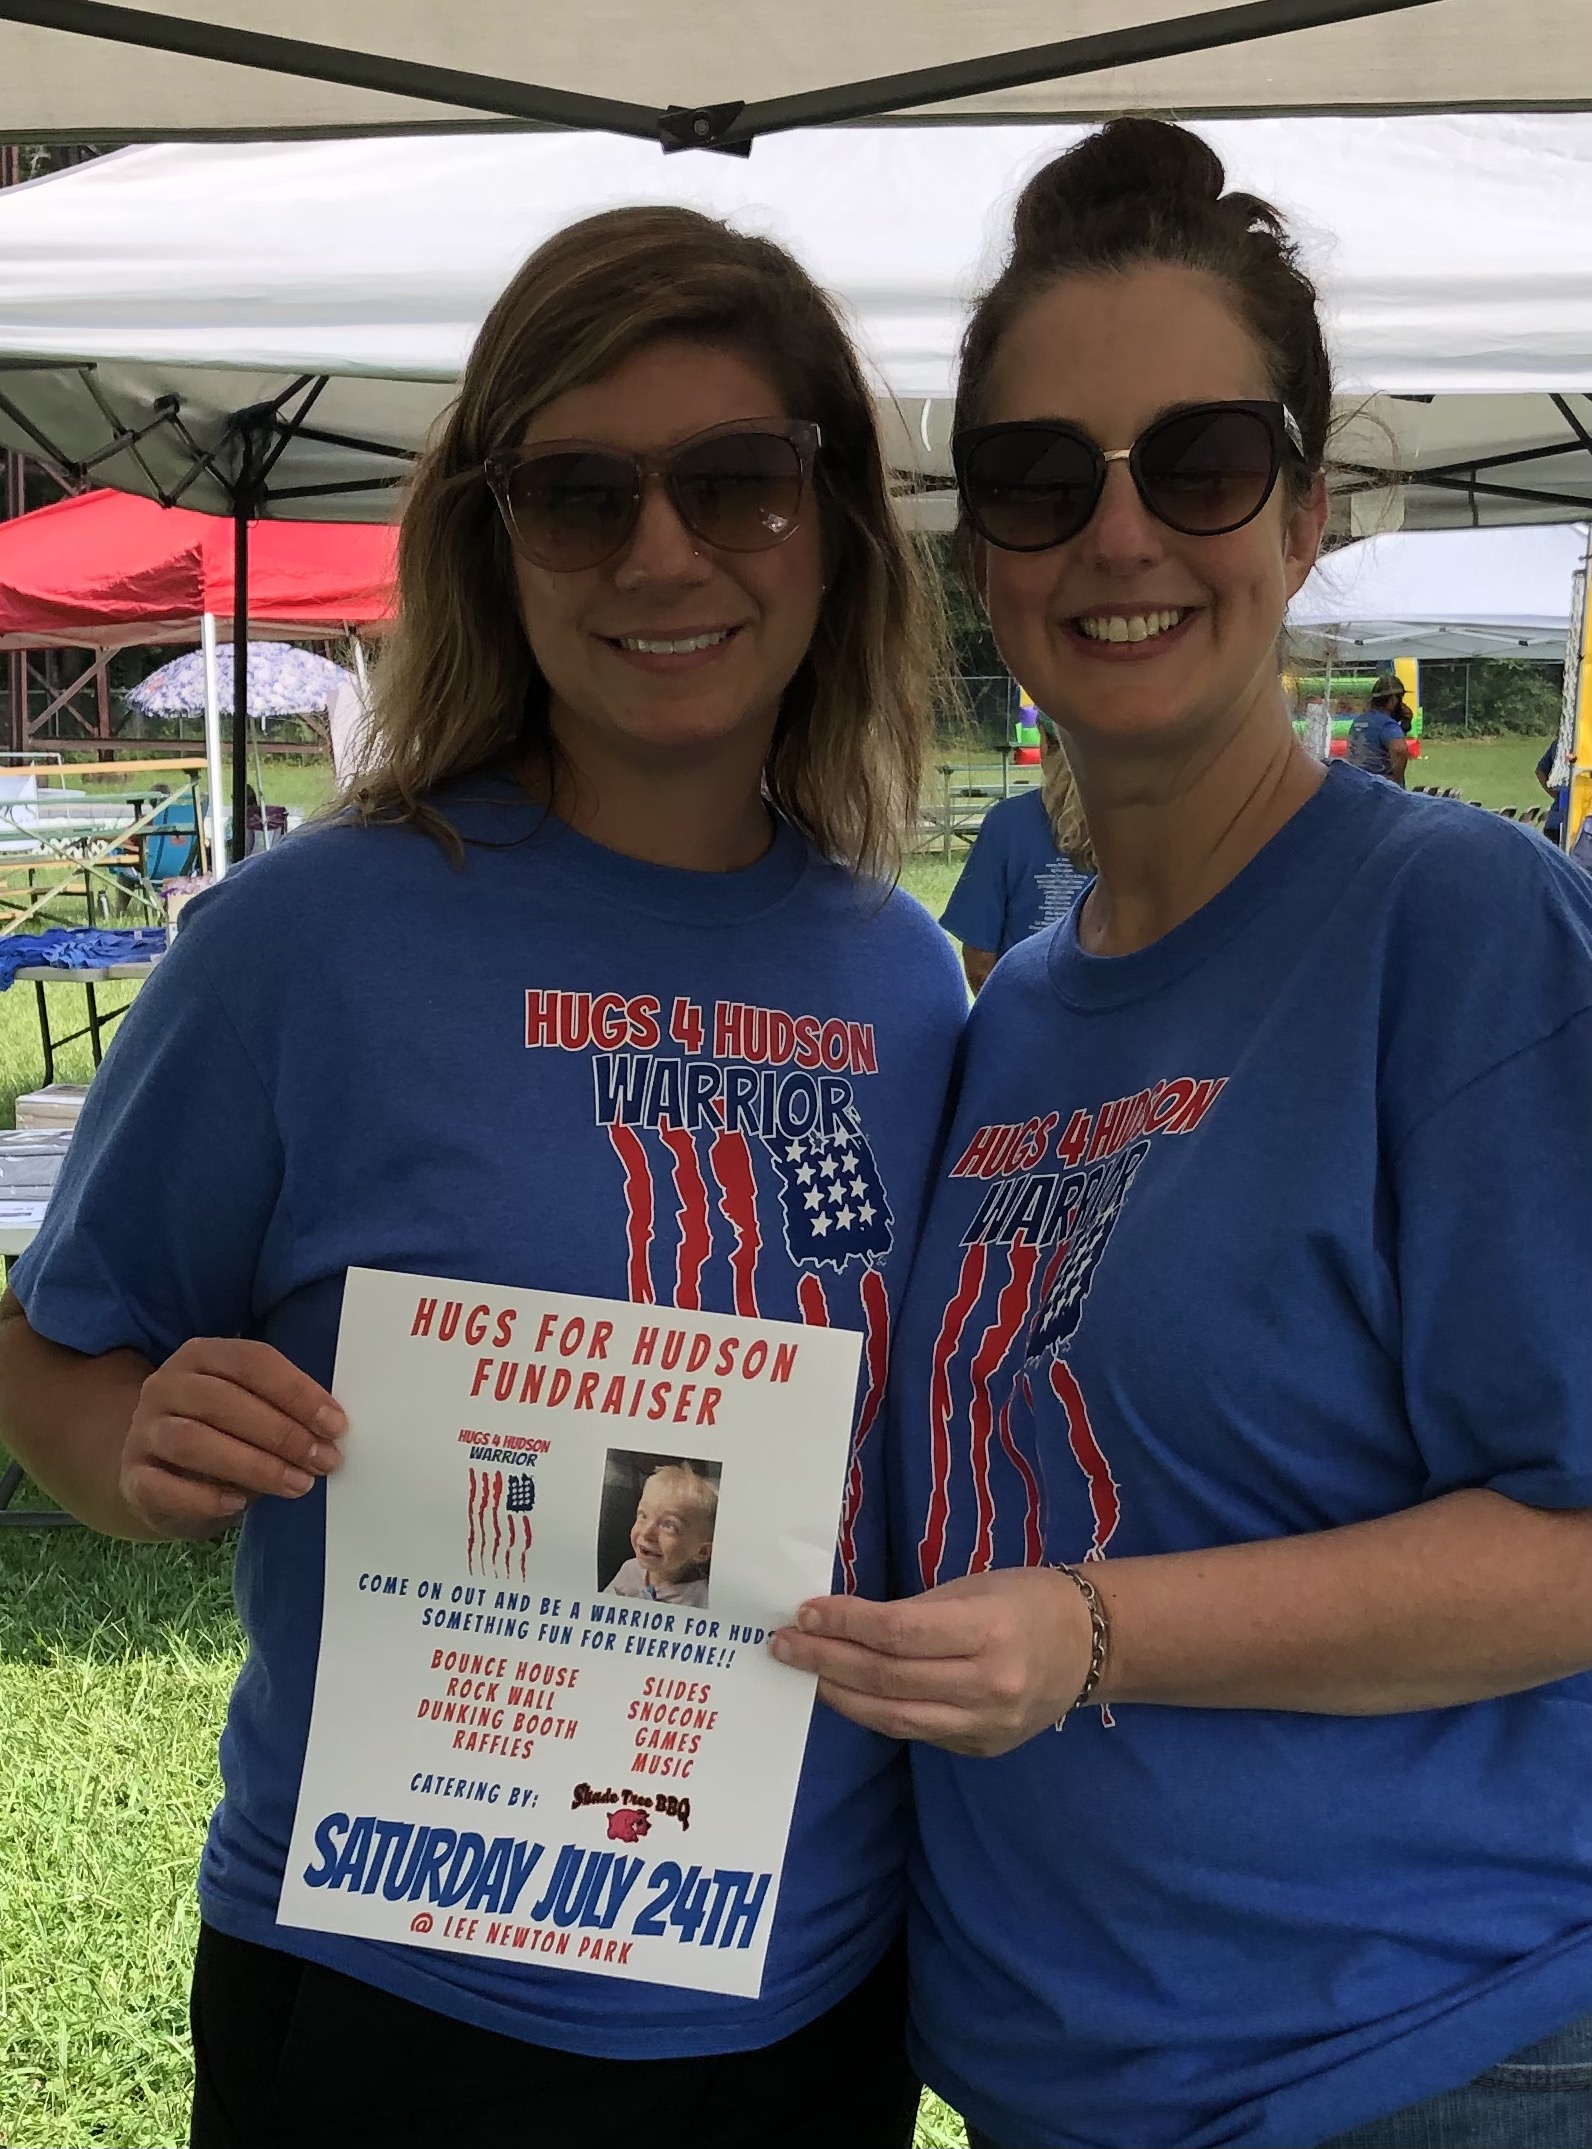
[
  {"xmin": 918, "ymin": 1075, "xmax": 1226, "ymax": 1599},
  {"xmin": 524, "ymin": 987, "xmax": 898, "ymax": 1590}
]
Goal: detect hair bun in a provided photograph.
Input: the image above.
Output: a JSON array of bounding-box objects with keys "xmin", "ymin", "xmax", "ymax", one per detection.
[{"xmin": 1012, "ymin": 116, "xmax": 1227, "ymax": 265}]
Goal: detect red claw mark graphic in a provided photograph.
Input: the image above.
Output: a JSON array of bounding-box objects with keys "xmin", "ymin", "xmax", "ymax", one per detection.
[
  {"xmin": 659, "ymin": 1125, "xmax": 712, "ymax": 1312},
  {"xmin": 965, "ymin": 1241, "xmax": 1039, "ymax": 1574},
  {"xmin": 836, "ymin": 1266, "xmax": 890, "ymax": 1593},
  {"xmin": 920, "ymin": 1243, "xmax": 988, "ymax": 1589},
  {"xmin": 708, "ymin": 1129, "xmax": 762, "ymax": 1317},
  {"xmin": 796, "ymin": 1272, "xmax": 830, "ymax": 1329},
  {"xmin": 997, "ymin": 1374, "xmax": 1046, "ymax": 1568},
  {"xmin": 1048, "ymin": 1359, "xmax": 1120, "ymax": 1562},
  {"xmin": 609, "ymin": 1124, "xmax": 657, "ymax": 1305}
]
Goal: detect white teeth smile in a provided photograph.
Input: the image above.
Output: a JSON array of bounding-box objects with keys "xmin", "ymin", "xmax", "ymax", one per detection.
[
  {"xmin": 1076, "ymin": 609, "xmax": 1189, "ymax": 643},
  {"xmin": 615, "ymin": 630, "xmax": 733, "ymax": 654}
]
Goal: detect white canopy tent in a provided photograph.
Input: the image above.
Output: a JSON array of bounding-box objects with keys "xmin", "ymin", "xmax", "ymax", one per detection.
[
  {"xmin": 0, "ymin": 115, "xmax": 1587, "ymax": 532},
  {"xmin": 2, "ymin": 112, "xmax": 1587, "ymax": 857},
  {"xmin": 1288, "ymin": 523, "xmax": 1589, "ymax": 660},
  {"xmin": 1, "ymin": 0, "xmax": 1586, "ymax": 145}
]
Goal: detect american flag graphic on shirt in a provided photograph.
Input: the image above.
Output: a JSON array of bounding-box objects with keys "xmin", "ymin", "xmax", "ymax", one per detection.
[{"xmin": 764, "ymin": 1128, "xmax": 894, "ymax": 1272}]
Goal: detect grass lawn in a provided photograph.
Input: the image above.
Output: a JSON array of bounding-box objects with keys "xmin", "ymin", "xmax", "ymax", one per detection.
[
  {"xmin": 0, "ymin": 1515, "xmax": 968, "ymax": 2148},
  {"xmin": 0, "ymin": 731, "xmax": 1546, "ymax": 2146},
  {"xmin": 0, "ymin": 1532, "xmax": 236, "ymax": 2149},
  {"xmin": 1405, "ymin": 733, "xmax": 1549, "ymax": 811}
]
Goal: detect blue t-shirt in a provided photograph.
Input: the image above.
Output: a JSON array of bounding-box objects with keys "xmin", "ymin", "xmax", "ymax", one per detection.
[
  {"xmin": 1345, "ymin": 706, "xmax": 1406, "ymax": 779},
  {"xmin": 941, "ymin": 787, "xmax": 1092, "ymax": 956},
  {"xmin": 1538, "ymin": 744, "xmax": 1569, "ymax": 838},
  {"xmin": 13, "ymin": 781, "xmax": 966, "ymax": 2059},
  {"xmin": 888, "ymin": 764, "xmax": 1591, "ymax": 2149}
]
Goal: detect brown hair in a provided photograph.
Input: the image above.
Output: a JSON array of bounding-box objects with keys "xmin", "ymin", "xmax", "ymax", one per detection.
[
  {"xmin": 954, "ymin": 117, "xmax": 1333, "ymax": 485},
  {"xmin": 345, "ymin": 205, "xmax": 942, "ymax": 880}
]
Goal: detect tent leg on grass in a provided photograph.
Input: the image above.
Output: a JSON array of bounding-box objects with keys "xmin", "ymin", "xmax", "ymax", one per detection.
[
  {"xmin": 200, "ymin": 611, "xmax": 227, "ymax": 882},
  {"xmin": 231, "ymin": 497, "xmax": 249, "ymax": 866}
]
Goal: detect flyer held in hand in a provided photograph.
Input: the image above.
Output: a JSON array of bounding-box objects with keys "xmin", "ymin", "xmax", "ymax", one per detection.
[{"xmin": 279, "ymin": 1267, "xmax": 861, "ymax": 1999}]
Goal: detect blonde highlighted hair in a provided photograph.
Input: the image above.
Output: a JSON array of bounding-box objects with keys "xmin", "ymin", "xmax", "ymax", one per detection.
[
  {"xmin": 643, "ymin": 1464, "xmax": 719, "ymax": 1534},
  {"xmin": 1041, "ymin": 742, "xmax": 1094, "ymax": 873},
  {"xmin": 346, "ymin": 205, "xmax": 945, "ymax": 879}
]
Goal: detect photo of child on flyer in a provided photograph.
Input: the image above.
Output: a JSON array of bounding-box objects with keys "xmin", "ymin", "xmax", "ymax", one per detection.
[{"xmin": 599, "ymin": 1451, "xmax": 721, "ymax": 1609}]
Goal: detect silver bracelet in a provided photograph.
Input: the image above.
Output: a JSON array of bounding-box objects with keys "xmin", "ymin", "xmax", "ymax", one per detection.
[{"xmin": 1052, "ymin": 1561, "xmax": 1111, "ymax": 1724}]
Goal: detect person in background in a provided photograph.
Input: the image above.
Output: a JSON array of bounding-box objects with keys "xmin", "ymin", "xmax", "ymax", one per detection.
[
  {"xmin": 1537, "ymin": 738, "xmax": 1569, "ymax": 848},
  {"xmin": 1346, "ymin": 680, "xmax": 1411, "ymax": 785},
  {"xmin": 940, "ymin": 717, "xmax": 1095, "ymax": 991}
]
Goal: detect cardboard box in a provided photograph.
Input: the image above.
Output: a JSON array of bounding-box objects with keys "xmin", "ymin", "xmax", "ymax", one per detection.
[{"xmin": 13, "ymin": 1085, "xmax": 89, "ymax": 1132}]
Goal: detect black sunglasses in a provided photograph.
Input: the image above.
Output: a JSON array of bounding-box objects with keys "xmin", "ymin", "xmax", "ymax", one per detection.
[
  {"xmin": 485, "ymin": 419, "xmax": 820, "ymax": 573},
  {"xmin": 953, "ymin": 400, "xmax": 1306, "ymax": 553}
]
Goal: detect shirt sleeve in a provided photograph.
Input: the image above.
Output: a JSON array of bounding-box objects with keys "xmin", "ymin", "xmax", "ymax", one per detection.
[
  {"xmin": 9, "ymin": 925, "xmax": 286, "ymax": 1365},
  {"xmin": 1373, "ymin": 712, "xmax": 1407, "ymax": 749},
  {"xmin": 1392, "ymin": 1007, "xmax": 1592, "ymax": 1510},
  {"xmin": 940, "ymin": 815, "xmax": 1009, "ymax": 951}
]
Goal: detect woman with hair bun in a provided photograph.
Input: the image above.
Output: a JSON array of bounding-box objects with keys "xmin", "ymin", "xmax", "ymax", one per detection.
[
  {"xmin": 0, "ymin": 206, "xmax": 966, "ymax": 2147},
  {"xmin": 779, "ymin": 119, "xmax": 1591, "ymax": 2149}
]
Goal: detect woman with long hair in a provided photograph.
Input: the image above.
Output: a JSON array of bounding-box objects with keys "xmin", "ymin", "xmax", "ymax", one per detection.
[
  {"xmin": 779, "ymin": 120, "xmax": 1591, "ymax": 2149},
  {"xmin": 0, "ymin": 206, "xmax": 965, "ymax": 2149}
]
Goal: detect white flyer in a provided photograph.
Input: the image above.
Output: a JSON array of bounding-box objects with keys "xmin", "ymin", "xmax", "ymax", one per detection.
[{"xmin": 279, "ymin": 1266, "xmax": 862, "ymax": 1999}]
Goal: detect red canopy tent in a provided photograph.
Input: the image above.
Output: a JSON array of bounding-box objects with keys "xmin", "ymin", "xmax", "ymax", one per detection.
[
  {"xmin": 0, "ymin": 487, "xmax": 397, "ymax": 651},
  {"xmin": 0, "ymin": 488, "xmax": 397, "ymax": 876}
]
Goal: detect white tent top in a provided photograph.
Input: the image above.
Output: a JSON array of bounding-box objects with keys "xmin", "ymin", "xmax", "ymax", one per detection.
[
  {"xmin": 2, "ymin": 0, "xmax": 1587, "ymax": 143},
  {"xmin": 0, "ymin": 114, "xmax": 1587, "ymax": 527},
  {"xmin": 1288, "ymin": 522, "xmax": 1590, "ymax": 659}
]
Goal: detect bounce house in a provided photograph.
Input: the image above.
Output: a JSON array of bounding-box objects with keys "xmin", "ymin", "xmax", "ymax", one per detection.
[
  {"xmin": 1013, "ymin": 691, "xmax": 1043, "ymax": 765},
  {"xmin": 1290, "ymin": 657, "xmax": 1424, "ymax": 759}
]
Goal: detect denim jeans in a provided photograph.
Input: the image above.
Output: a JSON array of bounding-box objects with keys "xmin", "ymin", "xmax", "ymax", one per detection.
[{"xmin": 963, "ymin": 2013, "xmax": 1592, "ymax": 2149}]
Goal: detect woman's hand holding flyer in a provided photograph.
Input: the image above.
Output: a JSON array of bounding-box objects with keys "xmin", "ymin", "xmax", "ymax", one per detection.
[
  {"xmin": 774, "ymin": 1568, "xmax": 1096, "ymax": 1755},
  {"xmin": 123, "ymin": 1336, "xmax": 345, "ymax": 1537}
]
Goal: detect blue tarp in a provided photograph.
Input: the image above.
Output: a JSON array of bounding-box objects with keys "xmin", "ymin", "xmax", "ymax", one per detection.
[{"xmin": 0, "ymin": 927, "xmax": 166, "ymax": 992}]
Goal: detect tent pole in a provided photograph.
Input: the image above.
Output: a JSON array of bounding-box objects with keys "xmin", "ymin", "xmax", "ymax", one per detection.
[
  {"xmin": 200, "ymin": 611, "xmax": 227, "ymax": 881},
  {"xmin": 230, "ymin": 494, "xmax": 250, "ymax": 863}
]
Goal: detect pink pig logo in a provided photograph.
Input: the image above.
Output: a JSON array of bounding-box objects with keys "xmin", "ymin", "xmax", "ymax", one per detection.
[{"xmin": 606, "ymin": 1807, "xmax": 651, "ymax": 1844}]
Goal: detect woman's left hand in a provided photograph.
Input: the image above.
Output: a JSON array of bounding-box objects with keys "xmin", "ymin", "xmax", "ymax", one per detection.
[{"xmin": 770, "ymin": 1567, "xmax": 1097, "ymax": 1756}]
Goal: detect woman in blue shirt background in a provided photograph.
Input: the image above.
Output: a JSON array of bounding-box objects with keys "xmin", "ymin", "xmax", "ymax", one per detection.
[{"xmin": 940, "ymin": 720, "xmax": 1094, "ymax": 992}]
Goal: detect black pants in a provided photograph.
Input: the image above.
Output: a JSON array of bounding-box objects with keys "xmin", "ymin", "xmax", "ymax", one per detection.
[{"xmin": 190, "ymin": 1924, "xmax": 919, "ymax": 2149}]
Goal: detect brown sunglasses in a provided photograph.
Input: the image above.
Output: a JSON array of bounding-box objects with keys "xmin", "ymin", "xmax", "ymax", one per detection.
[{"xmin": 485, "ymin": 419, "xmax": 821, "ymax": 573}]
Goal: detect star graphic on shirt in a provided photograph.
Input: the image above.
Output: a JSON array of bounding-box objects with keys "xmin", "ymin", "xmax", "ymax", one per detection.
[
  {"xmin": 858, "ymin": 1201, "xmax": 876, "ymax": 1225},
  {"xmin": 803, "ymin": 1188, "xmax": 823, "ymax": 1211},
  {"xmin": 849, "ymin": 1175, "xmax": 867, "ymax": 1198},
  {"xmin": 811, "ymin": 1211, "xmax": 832, "ymax": 1236},
  {"xmin": 839, "ymin": 1149, "xmax": 857, "ymax": 1173},
  {"xmin": 785, "ymin": 1141, "xmax": 805, "ymax": 1163},
  {"xmin": 835, "ymin": 1206, "xmax": 855, "ymax": 1230},
  {"xmin": 794, "ymin": 1162, "xmax": 815, "ymax": 1185}
]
